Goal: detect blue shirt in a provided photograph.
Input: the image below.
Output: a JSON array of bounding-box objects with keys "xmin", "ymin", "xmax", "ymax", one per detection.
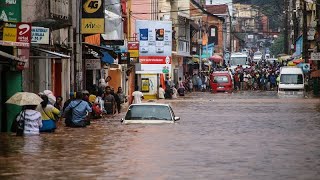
[{"xmin": 64, "ymin": 100, "xmax": 92, "ymax": 123}]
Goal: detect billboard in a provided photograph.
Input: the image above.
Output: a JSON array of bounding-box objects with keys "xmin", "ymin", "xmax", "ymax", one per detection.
[
  {"xmin": 0, "ymin": 21, "xmax": 31, "ymax": 47},
  {"xmin": 0, "ymin": 0, "xmax": 21, "ymax": 22},
  {"xmin": 105, "ymin": 0, "xmax": 123, "ymax": 40},
  {"xmin": 31, "ymin": 27, "xmax": 50, "ymax": 44},
  {"xmin": 81, "ymin": 0, "xmax": 104, "ymax": 34},
  {"xmin": 136, "ymin": 20, "xmax": 172, "ymax": 74}
]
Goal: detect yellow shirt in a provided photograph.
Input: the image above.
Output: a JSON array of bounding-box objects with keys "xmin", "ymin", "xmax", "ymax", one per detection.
[{"xmin": 36, "ymin": 104, "xmax": 60, "ymax": 120}]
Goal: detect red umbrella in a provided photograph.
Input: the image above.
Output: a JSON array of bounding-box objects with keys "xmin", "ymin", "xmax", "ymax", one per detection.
[
  {"xmin": 209, "ymin": 55, "xmax": 223, "ymax": 63},
  {"xmin": 292, "ymin": 59, "xmax": 303, "ymax": 64}
]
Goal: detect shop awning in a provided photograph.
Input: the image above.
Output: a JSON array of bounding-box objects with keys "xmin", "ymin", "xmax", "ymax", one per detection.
[
  {"xmin": 0, "ymin": 50, "xmax": 27, "ymax": 62},
  {"xmin": 30, "ymin": 48, "xmax": 70, "ymax": 59},
  {"xmin": 83, "ymin": 42, "xmax": 117, "ymax": 59}
]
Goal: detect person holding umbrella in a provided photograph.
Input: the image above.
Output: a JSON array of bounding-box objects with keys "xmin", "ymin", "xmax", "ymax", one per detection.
[
  {"xmin": 15, "ymin": 105, "xmax": 43, "ymax": 136},
  {"xmin": 6, "ymin": 92, "xmax": 44, "ymax": 136}
]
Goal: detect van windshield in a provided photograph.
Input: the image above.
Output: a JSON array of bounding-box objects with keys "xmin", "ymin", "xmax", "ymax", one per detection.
[
  {"xmin": 230, "ymin": 57, "xmax": 247, "ymax": 66},
  {"xmin": 213, "ymin": 76, "xmax": 229, "ymax": 83},
  {"xmin": 280, "ymin": 74, "xmax": 303, "ymax": 84}
]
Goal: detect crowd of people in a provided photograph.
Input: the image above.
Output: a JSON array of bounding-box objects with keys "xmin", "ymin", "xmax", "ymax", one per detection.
[
  {"xmin": 13, "ymin": 84, "xmax": 145, "ymax": 136},
  {"xmin": 171, "ymin": 60, "xmax": 285, "ymax": 94},
  {"xmin": 231, "ymin": 60, "xmax": 283, "ymax": 91}
]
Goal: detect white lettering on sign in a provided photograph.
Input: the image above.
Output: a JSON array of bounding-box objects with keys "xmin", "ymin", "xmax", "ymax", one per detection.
[{"xmin": 6, "ymin": 0, "xmax": 16, "ymax": 4}]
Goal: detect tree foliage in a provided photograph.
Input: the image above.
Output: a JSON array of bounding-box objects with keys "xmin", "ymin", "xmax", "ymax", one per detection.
[
  {"xmin": 270, "ymin": 34, "xmax": 284, "ymax": 56},
  {"xmin": 233, "ymin": 0, "xmax": 285, "ymax": 30}
]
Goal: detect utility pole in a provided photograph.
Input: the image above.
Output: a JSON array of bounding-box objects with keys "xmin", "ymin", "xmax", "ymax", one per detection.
[
  {"xmin": 284, "ymin": 0, "xmax": 289, "ymax": 54},
  {"xmin": 75, "ymin": 0, "xmax": 83, "ymax": 91},
  {"xmin": 199, "ymin": 19, "xmax": 202, "ymax": 73},
  {"xmin": 303, "ymin": 1, "xmax": 308, "ymax": 63}
]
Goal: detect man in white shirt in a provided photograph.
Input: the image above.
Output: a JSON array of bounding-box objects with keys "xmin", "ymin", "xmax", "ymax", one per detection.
[
  {"xmin": 158, "ymin": 85, "xmax": 165, "ymax": 99},
  {"xmin": 131, "ymin": 86, "xmax": 144, "ymax": 104}
]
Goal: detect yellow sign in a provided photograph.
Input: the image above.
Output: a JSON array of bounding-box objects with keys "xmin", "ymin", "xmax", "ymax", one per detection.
[
  {"xmin": 83, "ymin": 0, "xmax": 102, "ymax": 14},
  {"xmin": 129, "ymin": 50, "xmax": 139, "ymax": 58},
  {"xmin": 141, "ymin": 78, "xmax": 150, "ymax": 92},
  {"xmin": 81, "ymin": 18, "xmax": 104, "ymax": 34},
  {"xmin": 3, "ymin": 27, "xmax": 17, "ymax": 42}
]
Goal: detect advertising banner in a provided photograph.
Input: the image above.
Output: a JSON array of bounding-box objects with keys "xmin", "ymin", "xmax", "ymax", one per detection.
[
  {"xmin": 128, "ymin": 41, "xmax": 139, "ymax": 58},
  {"xmin": 81, "ymin": 0, "xmax": 104, "ymax": 34},
  {"xmin": 31, "ymin": 26, "xmax": 50, "ymax": 44},
  {"xmin": 105, "ymin": 0, "xmax": 124, "ymax": 40},
  {"xmin": 0, "ymin": 21, "xmax": 31, "ymax": 47},
  {"xmin": 0, "ymin": 0, "xmax": 21, "ymax": 22},
  {"xmin": 136, "ymin": 20, "xmax": 172, "ymax": 74},
  {"xmin": 86, "ymin": 59, "xmax": 101, "ymax": 70}
]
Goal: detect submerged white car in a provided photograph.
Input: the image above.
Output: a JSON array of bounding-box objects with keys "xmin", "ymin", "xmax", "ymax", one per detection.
[{"xmin": 121, "ymin": 103, "xmax": 180, "ymax": 124}]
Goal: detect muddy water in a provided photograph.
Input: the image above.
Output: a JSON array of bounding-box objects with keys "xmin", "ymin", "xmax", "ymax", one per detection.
[{"xmin": 1, "ymin": 92, "xmax": 320, "ymax": 180}]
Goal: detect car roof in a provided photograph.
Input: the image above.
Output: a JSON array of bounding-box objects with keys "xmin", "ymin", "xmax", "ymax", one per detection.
[{"xmin": 129, "ymin": 103, "xmax": 170, "ymax": 107}]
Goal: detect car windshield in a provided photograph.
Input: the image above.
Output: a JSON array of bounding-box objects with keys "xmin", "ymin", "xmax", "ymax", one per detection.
[
  {"xmin": 230, "ymin": 57, "xmax": 247, "ymax": 66},
  {"xmin": 213, "ymin": 76, "xmax": 229, "ymax": 83},
  {"xmin": 280, "ymin": 74, "xmax": 303, "ymax": 84},
  {"xmin": 125, "ymin": 105, "xmax": 172, "ymax": 120},
  {"xmin": 254, "ymin": 52, "xmax": 262, "ymax": 56}
]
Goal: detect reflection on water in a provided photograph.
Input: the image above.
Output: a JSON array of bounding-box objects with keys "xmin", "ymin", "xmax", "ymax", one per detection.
[{"xmin": 1, "ymin": 92, "xmax": 320, "ymax": 179}]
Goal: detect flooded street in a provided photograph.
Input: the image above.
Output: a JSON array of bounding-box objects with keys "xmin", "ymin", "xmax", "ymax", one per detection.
[{"xmin": 1, "ymin": 92, "xmax": 320, "ymax": 180}]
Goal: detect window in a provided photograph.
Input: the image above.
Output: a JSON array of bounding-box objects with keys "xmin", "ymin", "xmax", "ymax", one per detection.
[
  {"xmin": 210, "ymin": 28, "xmax": 216, "ymax": 37},
  {"xmin": 280, "ymin": 74, "xmax": 303, "ymax": 84},
  {"xmin": 213, "ymin": 76, "xmax": 229, "ymax": 83},
  {"xmin": 125, "ymin": 105, "xmax": 172, "ymax": 120}
]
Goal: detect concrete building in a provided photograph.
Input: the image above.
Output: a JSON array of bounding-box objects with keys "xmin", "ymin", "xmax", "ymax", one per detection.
[{"xmin": 21, "ymin": 0, "xmax": 72, "ymax": 101}]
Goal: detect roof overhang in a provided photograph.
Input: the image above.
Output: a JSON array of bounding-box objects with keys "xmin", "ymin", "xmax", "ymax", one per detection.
[
  {"xmin": 83, "ymin": 42, "xmax": 118, "ymax": 59},
  {"xmin": 30, "ymin": 47, "xmax": 70, "ymax": 59},
  {"xmin": 0, "ymin": 50, "xmax": 26, "ymax": 62}
]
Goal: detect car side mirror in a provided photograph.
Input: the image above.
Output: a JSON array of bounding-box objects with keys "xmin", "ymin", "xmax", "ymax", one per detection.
[{"xmin": 174, "ymin": 117, "xmax": 180, "ymax": 121}]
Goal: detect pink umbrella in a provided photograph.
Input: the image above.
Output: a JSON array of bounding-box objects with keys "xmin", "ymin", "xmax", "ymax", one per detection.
[{"xmin": 209, "ymin": 55, "xmax": 223, "ymax": 63}]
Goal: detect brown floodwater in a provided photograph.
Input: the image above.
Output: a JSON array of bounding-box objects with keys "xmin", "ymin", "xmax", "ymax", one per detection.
[{"xmin": 1, "ymin": 92, "xmax": 320, "ymax": 180}]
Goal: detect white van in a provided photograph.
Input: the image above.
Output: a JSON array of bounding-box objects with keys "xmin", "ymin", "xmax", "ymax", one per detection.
[
  {"xmin": 278, "ymin": 67, "xmax": 304, "ymax": 96},
  {"xmin": 229, "ymin": 52, "xmax": 250, "ymax": 73}
]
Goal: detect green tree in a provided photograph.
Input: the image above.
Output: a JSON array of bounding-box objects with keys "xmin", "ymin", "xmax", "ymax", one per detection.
[{"xmin": 270, "ymin": 34, "xmax": 284, "ymax": 56}]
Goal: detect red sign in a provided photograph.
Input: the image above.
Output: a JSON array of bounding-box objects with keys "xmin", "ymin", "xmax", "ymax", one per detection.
[
  {"xmin": 128, "ymin": 41, "xmax": 139, "ymax": 50},
  {"xmin": 139, "ymin": 56, "xmax": 172, "ymax": 64},
  {"xmin": 16, "ymin": 23, "xmax": 31, "ymax": 43}
]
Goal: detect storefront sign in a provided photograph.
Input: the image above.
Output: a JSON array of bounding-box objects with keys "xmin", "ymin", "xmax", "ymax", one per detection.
[
  {"xmin": 81, "ymin": 18, "xmax": 104, "ymax": 34},
  {"xmin": 17, "ymin": 23, "xmax": 31, "ymax": 43},
  {"xmin": 86, "ymin": 59, "xmax": 101, "ymax": 70},
  {"xmin": 0, "ymin": 21, "xmax": 31, "ymax": 47},
  {"xmin": 81, "ymin": 0, "xmax": 104, "ymax": 34},
  {"xmin": 311, "ymin": 52, "xmax": 320, "ymax": 61},
  {"xmin": 128, "ymin": 41, "xmax": 139, "ymax": 58},
  {"xmin": 136, "ymin": 20, "xmax": 172, "ymax": 74},
  {"xmin": 3, "ymin": 27, "xmax": 17, "ymax": 42},
  {"xmin": 0, "ymin": 0, "xmax": 21, "ymax": 22},
  {"xmin": 31, "ymin": 26, "xmax": 50, "ymax": 44}
]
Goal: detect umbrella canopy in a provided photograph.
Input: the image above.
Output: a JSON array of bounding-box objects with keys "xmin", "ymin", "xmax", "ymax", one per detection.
[
  {"xmin": 209, "ymin": 55, "xmax": 223, "ymax": 63},
  {"xmin": 6, "ymin": 92, "xmax": 43, "ymax": 106},
  {"xmin": 292, "ymin": 58, "xmax": 303, "ymax": 64}
]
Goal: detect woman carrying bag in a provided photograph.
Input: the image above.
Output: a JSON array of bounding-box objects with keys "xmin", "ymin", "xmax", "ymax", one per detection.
[
  {"xmin": 36, "ymin": 95, "xmax": 60, "ymax": 132},
  {"xmin": 14, "ymin": 105, "xmax": 42, "ymax": 136}
]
